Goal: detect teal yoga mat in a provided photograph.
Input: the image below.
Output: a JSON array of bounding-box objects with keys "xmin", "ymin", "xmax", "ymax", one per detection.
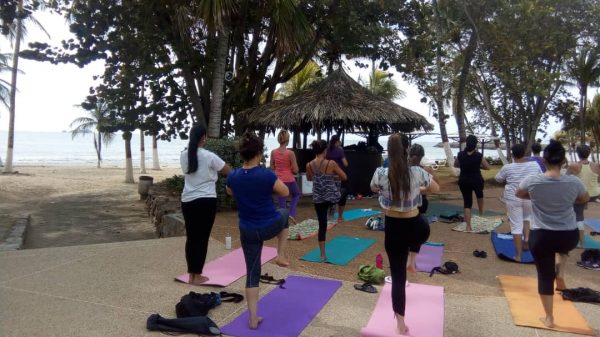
[
  {"xmin": 584, "ymin": 235, "xmax": 600, "ymax": 249},
  {"xmin": 426, "ymin": 202, "xmax": 503, "ymax": 217},
  {"xmin": 300, "ymin": 235, "xmax": 376, "ymax": 265},
  {"xmin": 335, "ymin": 208, "xmax": 381, "ymax": 221}
]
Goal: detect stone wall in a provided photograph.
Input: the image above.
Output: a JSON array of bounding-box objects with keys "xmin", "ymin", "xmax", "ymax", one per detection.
[{"xmin": 145, "ymin": 184, "xmax": 185, "ymax": 238}]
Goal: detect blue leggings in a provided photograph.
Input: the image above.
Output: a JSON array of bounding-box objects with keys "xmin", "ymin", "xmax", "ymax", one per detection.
[{"xmin": 240, "ymin": 209, "xmax": 289, "ymax": 288}]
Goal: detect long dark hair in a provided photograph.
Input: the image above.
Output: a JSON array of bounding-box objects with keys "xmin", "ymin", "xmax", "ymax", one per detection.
[
  {"xmin": 388, "ymin": 133, "xmax": 411, "ymax": 200},
  {"xmin": 311, "ymin": 140, "xmax": 328, "ymax": 155},
  {"xmin": 465, "ymin": 135, "xmax": 478, "ymax": 152},
  {"xmin": 328, "ymin": 134, "xmax": 340, "ymax": 152},
  {"xmin": 186, "ymin": 124, "xmax": 207, "ymax": 174}
]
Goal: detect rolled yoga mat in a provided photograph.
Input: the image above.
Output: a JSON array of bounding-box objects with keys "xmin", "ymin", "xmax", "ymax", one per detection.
[
  {"xmin": 498, "ymin": 275, "xmax": 595, "ymax": 336},
  {"xmin": 221, "ymin": 275, "xmax": 342, "ymax": 337},
  {"xmin": 300, "ymin": 235, "xmax": 376, "ymax": 265},
  {"xmin": 491, "ymin": 231, "xmax": 534, "ymax": 263},
  {"xmin": 334, "ymin": 208, "xmax": 382, "ymax": 221},
  {"xmin": 584, "ymin": 218, "xmax": 600, "ymax": 232},
  {"xmin": 415, "ymin": 242, "xmax": 444, "ymax": 272},
  {"xmin": 584, "ymin": 234, "xmax": 600, "ymax": 249},
  {"xmin": 361, "ymin": 283, "xmax": 444, "ymax": 337},
  {"xmin": 174, "ymin": 246, "xmax": 277, "ymax": 287}
]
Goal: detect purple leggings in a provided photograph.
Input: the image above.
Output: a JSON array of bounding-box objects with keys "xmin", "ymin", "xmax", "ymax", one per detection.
[{"xmin": 278, "ymin": 181, "xmax": 301, "ymax": 217}]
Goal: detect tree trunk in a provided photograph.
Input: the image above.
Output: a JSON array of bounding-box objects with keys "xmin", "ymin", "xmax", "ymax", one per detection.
[
  {"xmin": 140, "ymin": 131, "xmax": 146, "ymax": 174},
  {"xmin": 95, "ymin": 132, "xmax": 102, "ymax": 168},
  {"xmin": 3, "ymin": 0, "xmax": 23, "ymax": 173},
  {"xmin": 454, "ymin": 31, "xmax": 477, "ymax": 149},
  {"xmin": 152, "ymin": 134, "xmax": 161, "ymax": 170},
  {"xmin": 579, "ymin": 87, "xmax": 587, "ymax": 145},
  {"xmin": 123, "ymin": 131, "xmax": 134, "ymax": 183},
  {"xmin": 208, "ymin": 29, "xmax": 229, "ymax": 138},
  {"xmin": 433, "ymin": 0, "xmax": 457, "ymax": 176}
]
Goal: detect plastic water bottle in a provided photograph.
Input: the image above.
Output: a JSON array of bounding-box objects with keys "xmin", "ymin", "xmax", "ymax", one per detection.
[
  {"xmin": 225, "ymin": 233, "xmax": 232, "ymax": 250},
  {"xmin": 376, "ymin": 253, "xmax": 383, "ymax": 269}
]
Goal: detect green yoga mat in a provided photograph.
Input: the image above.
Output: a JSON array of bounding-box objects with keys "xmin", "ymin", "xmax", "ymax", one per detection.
[
  {"xmin": 300, "ymin": 235, "xmax": 376, "ymax": 265},
  {"xmin": 584, "ymin": 235, "xmax": 600, "ymax": 249},
  {"xmin": 426, "ymin": 202, "xmax": 503, "ymax": 217}
]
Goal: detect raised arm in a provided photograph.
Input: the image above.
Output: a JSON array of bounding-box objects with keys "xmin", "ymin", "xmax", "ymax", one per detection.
[{"xmin": 219, "ymin": 163, "xmax": 231, "ymax": 176}]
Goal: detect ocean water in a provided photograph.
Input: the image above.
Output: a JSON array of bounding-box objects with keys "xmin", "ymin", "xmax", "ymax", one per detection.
[{"xmin": 0, "ymin": 131, "xmax": 487, "ymax": 168}]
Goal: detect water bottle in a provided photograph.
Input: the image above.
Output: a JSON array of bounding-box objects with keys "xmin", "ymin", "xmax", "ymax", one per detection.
[
  {"xmin": 376, "ymin": 253, "xmax": 383, "ymax": 269},
  {"xmin": 225, "ymin": 233, "xmax": 232, "ymax": 250}
]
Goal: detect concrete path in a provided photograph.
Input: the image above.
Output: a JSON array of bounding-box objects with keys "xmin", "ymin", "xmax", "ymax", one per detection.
[{"xmin": 1, "ymin": 237, "xmax": 598, "ymax": 337}]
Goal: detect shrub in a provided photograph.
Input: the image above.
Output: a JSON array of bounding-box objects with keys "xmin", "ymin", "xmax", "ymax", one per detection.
[
  {"xmin": 205, "ymin": 137, "xmax": 242, "ymax": 210},
  {"xmin": 165, "ymin": 175, "xmax": 184, "ymax": 193}
]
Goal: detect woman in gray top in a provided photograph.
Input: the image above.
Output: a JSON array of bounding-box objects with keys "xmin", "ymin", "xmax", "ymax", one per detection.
[{"xmin": 516, "ymin": 140, "xmax": 589, "ymax": 328}]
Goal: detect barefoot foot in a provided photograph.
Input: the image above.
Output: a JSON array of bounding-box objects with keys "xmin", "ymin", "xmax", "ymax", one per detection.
[
  {"xmin": 555, "ymin": 277, "xmax": 566, "ymax": 291},
  {"xmin": 406, "ymin": 263, "xmax": 417, "ymax": 273},
  {"xmin": 513, "ymin": 256, "xmax": 521, "ymax": 263},
  {"xmin": 275, "ymin": 257, "xmax": 290, "ymax": 267},
  {"xmin": 337, "ymin": 217, "xmax": 344, "ymax": 223},
  {"xmin": 189, "ymin": 274, "xmax": 209, "ymax": 285},
  {"xmin": 396, "ymin": 319, "xmax": 409, "ymax": 335},
  {"xmin": 539, "ymin": 316, "xmax": 554, "ymax": 328},
  {"xmin": 249, "ymin": 316, "xmax": 263, "ymax": 329}
]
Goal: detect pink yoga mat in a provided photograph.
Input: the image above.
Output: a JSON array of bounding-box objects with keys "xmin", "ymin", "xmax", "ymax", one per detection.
[
  {"xmin": 174, "ymin": 246, "xmax": 277, "ymax": 287},
  {"xmin": 361, "ymin": 283, "xmax": 444, "ymax": 337}
]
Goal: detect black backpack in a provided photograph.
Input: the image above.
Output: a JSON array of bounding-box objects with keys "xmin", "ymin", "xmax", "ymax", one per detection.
[
  {"xmin": 176, "ymin": 291, "xmax": 244, "ymax": 318},
  {"xmin": 429, "ymin": 261, "xmax": 460, "ymax": 277},
  {"xmin": 146, "ymin": 313, "xmax": 220, "ymax": 335},
  {"xmin": 561, "ymin": 287, "xmax": 600, "ymax": 304},
  {"xmin": 581, "ymin": 249, "xmax": 600, "ymax": 264}
]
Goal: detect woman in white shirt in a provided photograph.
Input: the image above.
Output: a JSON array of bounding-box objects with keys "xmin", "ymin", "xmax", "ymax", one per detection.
[
  {"xmin": 180, "ymin": 125, "xmax": 231, "ymax": 285},
  {"xmin": 370, "ymin": 133, "xmax": 440, "ymax": 335}
]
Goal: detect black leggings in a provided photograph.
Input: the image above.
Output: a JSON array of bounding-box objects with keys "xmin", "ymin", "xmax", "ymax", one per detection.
[
  {"xmin": 458, "ymin": 181, "xmax": 484, "ymax": 209},
  {"xmin": 314, "ymin": 202, "xmax": 333, "ymax": 241},
  {"xmin": 385, "ymin": 215, "xmax": 430, "ymax": 316},
  {"xmin": 529, "ymin": 229, "xmax": 578, "ymax": 295},
  {"xmin": 181, "ymin": 198, "xmax": 217, "ymax": 274}
]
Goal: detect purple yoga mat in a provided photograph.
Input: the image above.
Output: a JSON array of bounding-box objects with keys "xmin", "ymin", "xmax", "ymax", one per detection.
[
  {"xmin": 221, "ymin": 275, "xmax": 342, "ymax": 337},
  {"xmin": 415, "ymin": 243, "xmax": 444, "ymax": 273}
]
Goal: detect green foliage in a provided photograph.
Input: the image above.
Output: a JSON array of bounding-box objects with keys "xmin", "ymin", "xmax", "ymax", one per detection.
[
  {"xmin": 205, "ymin": 137, "xmax": 242, "ymax": 210},
  {"xmin": 165, "ymin": 174, "xmax": 184, "ymax": 193}
]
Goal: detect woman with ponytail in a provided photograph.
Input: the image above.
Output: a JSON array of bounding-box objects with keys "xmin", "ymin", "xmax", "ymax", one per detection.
[
  {"xmin": 270, "ymin": 130, "xmax": 301, "ymax": 224},
  {"xmin": 180, "ymin": 124, "xmax": 231, "ymax": 285},
  {"xmin": 454, "ymin": 135, "xmax": 490, "ymax": 231},
  {"xmin": 370, "ymin": 133, "xmax": 439, "ymax": 334}
]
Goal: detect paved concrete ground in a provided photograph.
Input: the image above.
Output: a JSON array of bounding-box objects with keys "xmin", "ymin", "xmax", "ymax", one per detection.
[{"xmin": 1, "ymin": 235, "xmax": 599, "ymax": 337}]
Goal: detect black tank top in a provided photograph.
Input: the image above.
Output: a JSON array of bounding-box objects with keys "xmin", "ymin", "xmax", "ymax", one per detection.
[{"xmin": 458, "ymin": 151, "xmax": 483, "ymax": 182}]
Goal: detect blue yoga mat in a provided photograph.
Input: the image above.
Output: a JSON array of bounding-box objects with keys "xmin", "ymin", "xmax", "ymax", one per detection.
[
  {"xmin": 300, "ymin": 235, "xmax": 376, "ymax": 265},
  {"xmin": 335, "ymin": 208, "xmax": 381, "ymax": 221},
  {"xmin": 585, "ymin": 219, "xmax": 600, "ymax": 232},
  {"xmin": 491, "ymin": 231, "xmax": 534, "ymax": 263},
  {"xmin": 221, "ymin": 276, "xmax": 342, "ymax": 337},
  {"xmin": 584, "ymin": 235, "xmax": 600, "ymax": 249}
]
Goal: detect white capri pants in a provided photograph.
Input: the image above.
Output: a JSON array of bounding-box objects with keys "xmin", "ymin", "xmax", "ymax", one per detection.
[{"xmin": 506, "ymin": 199, "xmax": 532, "ymax": 235}]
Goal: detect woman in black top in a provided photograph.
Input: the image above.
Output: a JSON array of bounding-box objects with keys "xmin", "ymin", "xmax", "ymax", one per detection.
[{"xmin": 454, "ymin": 135, "xmax": 490, "ymax": 231}]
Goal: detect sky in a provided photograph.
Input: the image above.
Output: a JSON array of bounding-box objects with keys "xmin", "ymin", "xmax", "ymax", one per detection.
[{"xmin": 1, "ymin": 11, "xmax": 594, "ymax": 142}]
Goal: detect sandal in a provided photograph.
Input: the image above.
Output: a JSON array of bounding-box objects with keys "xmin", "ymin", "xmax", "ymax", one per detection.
[
  {"xmin": 473, "ymin": 250, "xmax": 487, "ymax": 258},
  {"xmin": 354, "ymin": 283, "xmax": 378, "ymax": 293},
  {"xmin": 259, "ymin": 273, "xmax": 286, "ymax": 289}
]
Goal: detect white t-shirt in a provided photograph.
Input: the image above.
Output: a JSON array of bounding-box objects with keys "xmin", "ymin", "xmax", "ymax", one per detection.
[
  {"xmin": 180, "ymin": 148, "xmax": 225, "ymax": 202},
  {"xmin": 370, "ymin": 166, "xmax": 432, "ymax": 212},
  {"xmin": 495, "ymin": 161, "xmax": 541, "ymax": 201}
]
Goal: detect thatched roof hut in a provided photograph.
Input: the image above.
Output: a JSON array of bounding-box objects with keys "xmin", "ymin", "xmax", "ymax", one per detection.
[{"xmin": 240, "ymin": 68, "xmax": 434, "ymax": 135}]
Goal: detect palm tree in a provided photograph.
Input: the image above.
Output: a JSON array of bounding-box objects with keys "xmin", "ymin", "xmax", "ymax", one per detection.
[
  {"xmin": 0, "ymin": 52, "xmax": 10, "ymax": 108},
  {"xmin": 568, "ymin": 46, "xmax": 600, "ymax": 144},
  {"xmin": 70, "ymin": 100, "xmax": 116, "ymax": 168},
  {"xmin": 3, "ymin": 0, "xmax": 49, "ymax": 173},
  {"xmin": 364, "ymin": 65, "xmax": 406, "ymax": 100},
  {"xmin": 588, "ymin": 94, "xmax": 600, "ymax": 161},
  {"xmin": 276, "ymin": 60, "xmax": 322, "ymax": 98}
]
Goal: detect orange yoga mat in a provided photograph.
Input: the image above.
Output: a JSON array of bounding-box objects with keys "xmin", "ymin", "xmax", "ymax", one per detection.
[{"xmin": 498, "ymin": 275, "xmax": 595, "ymax": 336}]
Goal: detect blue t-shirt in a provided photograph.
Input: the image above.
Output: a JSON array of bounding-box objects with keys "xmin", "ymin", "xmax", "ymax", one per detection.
[{"xmin": 227, "ymin": 166, "xmax": 281, "ymax": 230}]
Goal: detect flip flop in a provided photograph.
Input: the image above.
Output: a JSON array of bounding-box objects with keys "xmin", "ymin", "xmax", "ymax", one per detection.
[
  {"xmin": 259, "ymin": 274, "xmax": 286, "ymax": 288},
  {"xmin": 354, "ymin": 283, "xmax": 378, "ymax": 293},
  {"xmin": 473, "ymin": 250, "xmax": 487, "ymax": 258}
]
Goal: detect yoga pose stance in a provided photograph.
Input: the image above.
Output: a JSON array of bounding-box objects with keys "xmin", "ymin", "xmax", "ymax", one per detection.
[
  {"xmin": 370, "ymin": 133, "xmax": 439, "ymax": 334},
  {"xmin": 226, "ymin": 132, "xmax": 290, "ymax": 329},
  {"xmin": 567, "ymin": 144, "xmax": 600, "ymax": 247},
  {"xmin": 495, "ymin": 143, "xmax": 542, "ymax": 261},
  {"xmin": 409, "ymin": 143, "xmax": 439, "ymax": 215},
  {"xmin": 516, "ymin": 140, "xmax": 589, "ymax": 328},
  {"xmin": 306, "ymin": 140, "xmax": 347, "ymax": 262},
  {"xmin": 454, "ymin": 135, "xmax": 490, "ymax": 231},
  {"xmin": 270, "ymin": 130, "xmax": 301, "ymax": 224},
  {"xmin": 326, "ymin": 134, "xmax": 349, "ymax": 222},
  {"xmin": 180, "ymin": 124, "xmax": 231, "ymax": 285}
]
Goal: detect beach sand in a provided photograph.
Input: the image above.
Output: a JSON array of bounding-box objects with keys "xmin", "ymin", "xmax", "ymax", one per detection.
[{"xmin": 1, "ymin": 165, "xmax": 599, "ymax": 297}]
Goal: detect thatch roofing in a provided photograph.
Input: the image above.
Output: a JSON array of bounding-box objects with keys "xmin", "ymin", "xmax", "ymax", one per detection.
[{"xmin": 240, "ymin": 68, "xmax": 434, "ymax": 134}]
